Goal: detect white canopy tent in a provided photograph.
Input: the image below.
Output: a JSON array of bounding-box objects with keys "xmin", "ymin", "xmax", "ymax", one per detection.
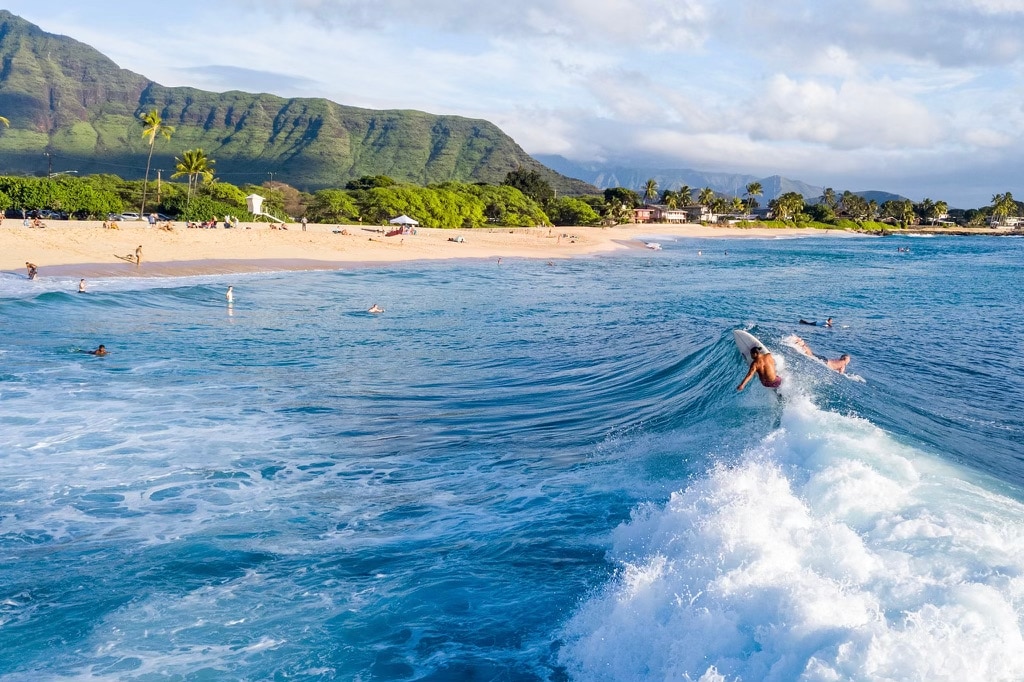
[{"xmin": 388, "ymin": 215, "xmax": 419, "ymax": 226}]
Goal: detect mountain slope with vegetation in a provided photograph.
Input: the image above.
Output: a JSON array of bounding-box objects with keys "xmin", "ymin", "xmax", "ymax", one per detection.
[{"xmin": 0, "ymin": 11, "xmax": 594, "ymax": 195}]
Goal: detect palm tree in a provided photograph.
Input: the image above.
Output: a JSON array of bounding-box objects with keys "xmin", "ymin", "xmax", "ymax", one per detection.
[
  {"xmin": 918, "ymin": 198, "xmax": 935, "ymax": 224},
  {"xmin": 731, "ymin": 196, "xmax": 745, "ymax": 213},
  {"xmin": 867, "ymin": 199, "xmax": 879, "ymax": 221},
  {"xmin": 171, "ymin": 148, "xmax": 216, "ymax": 208},
  {"xmin": 643, "ymin": 178, "xmax": 658, "ymax": 205},
  {"xmin": 698, "ymin": 187, "xmax": 715, "ymax": 207},
  {"xmin": 677, "ymin": 185, "xmax": 693, "ymax": 206},
  {"xmin": 991, "ymin": 192, "xmax": 1016, "ymax": 226},
  {"xmin": 744, "ymin": 182, "xmax": 762, "ymax": 215},
  {"xmin": 819, "ymin": 187, "xmax": 837, "ymax": 210},
  {"xmin": 139, "ymin": 108, "xmax": 175, "ymax": 215},
  {"xmin": 769, "ymin": 192, "xmax": 805, "ymax": 221}
]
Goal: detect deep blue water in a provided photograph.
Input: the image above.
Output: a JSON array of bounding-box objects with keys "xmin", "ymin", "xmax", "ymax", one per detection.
[{"xmin": 1, "ymin": 234, "xmax": 1023, "ymax": 681}]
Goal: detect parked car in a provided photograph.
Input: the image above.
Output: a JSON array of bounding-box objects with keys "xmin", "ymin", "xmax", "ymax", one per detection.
[
  {"xmin": 153, "ymin": 213, "xmax": 175, "ymax": 221},
  {"xmin": 39, "ymin": 210, "xmax": 69, "ymax": 220},
  {"xmin": 107, "ymin": 213, "xmax": 125, "ymax": 221},
  {"xmin": 120, "ymin": 212, "xmax": 142, "ymax": 221}
]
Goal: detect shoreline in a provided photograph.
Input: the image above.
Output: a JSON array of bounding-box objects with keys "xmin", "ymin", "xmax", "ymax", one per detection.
[{"xmin": 3, "ymin": 220, "xmax": 868, "ymax": 278}]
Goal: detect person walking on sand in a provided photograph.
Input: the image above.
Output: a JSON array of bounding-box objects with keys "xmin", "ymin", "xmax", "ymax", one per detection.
[
  {"xmin": 791, "ymin": 336, "xmax": 850, "ymax": 373},
  {"xmin": 78, "ymin": 279, "xmax": 86, "ymax": 293},
  {"xmin": 737, "ymin": 346, "xmax": 782, "ymax": 391},
  {"xmin": 301, "ymin": 216, "xmax": 308, "ymax": 232},
  {"xmin": 135, "ymin": 245, "xmax": 142, "ymax": 265},
  {"xmin": 226, "ymin": 285, "xmax": 234, "ymax": 303}
]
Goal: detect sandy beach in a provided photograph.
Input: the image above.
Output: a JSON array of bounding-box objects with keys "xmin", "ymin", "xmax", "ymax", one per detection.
[{"xmin": 1, "ymin": 220, "xmax": 861, "ymax": 277}]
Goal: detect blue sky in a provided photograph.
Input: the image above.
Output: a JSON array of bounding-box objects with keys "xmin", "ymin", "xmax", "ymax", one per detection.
[{"xmin": 7, "ymin": 0, "xmax": 1024, "ymax": 207}]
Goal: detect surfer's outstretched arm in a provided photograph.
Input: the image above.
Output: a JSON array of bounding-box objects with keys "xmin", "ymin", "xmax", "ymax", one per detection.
[{"xmin": 737, "ymin": 362, "xmax": 757, "ymax": 391}]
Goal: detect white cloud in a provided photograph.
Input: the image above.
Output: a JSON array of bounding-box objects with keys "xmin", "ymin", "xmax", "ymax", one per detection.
[
  {"xmin": 747, "ymin": 75, "xmax": 943, "ymax": 150},
  {"xmin": 964, "ymin": 128, "xmax": 1013, "ymax": 148},
  {"xmin": 246, "ymin": 0, "xmax": 713, "ymax": 48}
]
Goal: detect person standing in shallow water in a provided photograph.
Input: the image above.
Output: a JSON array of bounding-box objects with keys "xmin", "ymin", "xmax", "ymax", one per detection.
[
  {"xmin": 226, "ymin": 286, "xmax": 233, "ymax": 303},
  {"xmin": 78, "ymin": 279, "xmax": 86, "ymax": 293}
]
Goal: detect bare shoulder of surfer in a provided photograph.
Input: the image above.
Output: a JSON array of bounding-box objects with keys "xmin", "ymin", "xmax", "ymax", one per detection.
[
  {"xmin": 737, "ymin": 346, "xmax": 781, "ymax": 391},
  {"xmin": 368, "ymin": 304, "xmax": 384, "ymax": 313},
  {"xmin": 87, "ymin": 344, "xmax": 107, "ymax": 356},
  {"xmin": 825, "ymin": 354, "xmax": 851, "ymax": 373}
]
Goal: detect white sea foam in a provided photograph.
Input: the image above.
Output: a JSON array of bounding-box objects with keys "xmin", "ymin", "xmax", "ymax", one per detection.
[{"xmin": 559, "ymin": 396, "xmax": 1024, "ymax": 681}]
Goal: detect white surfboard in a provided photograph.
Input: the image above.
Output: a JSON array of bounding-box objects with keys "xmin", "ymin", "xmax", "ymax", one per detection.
[{"xmin": 733, "ymin": 329, "xmax": 768, "ymax": 364}]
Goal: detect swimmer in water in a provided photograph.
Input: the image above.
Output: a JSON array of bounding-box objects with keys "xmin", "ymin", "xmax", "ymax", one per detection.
[
  {"xmin": 368, "ymin": 304, "xmax": 384, "ymax": 313},
  {"xmin": 799, "ymin": 317, "xmax": 833, "ymax": 327},
  {"xmin": 78, "ymin": 279, "xmax": 86, "ymax": 293},
  {"xmin": 86, "ymin": 344, "xmax": 107, "ymax": 356},
  {"xmin": 791, "ymin": 336, "xmax": 850, "ymax": 373},
  {"xmin": 226, "ymin": 285, "xmax": 233, "ymax": 303}
]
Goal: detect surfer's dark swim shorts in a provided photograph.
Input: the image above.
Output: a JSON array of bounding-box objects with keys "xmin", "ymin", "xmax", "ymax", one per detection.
[{"xmin": 762, "ymin": 376, "xmax": 782, "ymax": 388}]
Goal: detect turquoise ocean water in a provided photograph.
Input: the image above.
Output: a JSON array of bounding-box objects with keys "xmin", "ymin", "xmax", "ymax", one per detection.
[{"xmin": 2, "ymin": 234, "xmax": 1023, "ymax": 681}]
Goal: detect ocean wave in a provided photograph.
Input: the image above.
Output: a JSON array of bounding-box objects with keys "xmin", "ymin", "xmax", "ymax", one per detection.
[{"xmin": 559, "ymin": 396, "xmax": 1024, "ymax": 681}]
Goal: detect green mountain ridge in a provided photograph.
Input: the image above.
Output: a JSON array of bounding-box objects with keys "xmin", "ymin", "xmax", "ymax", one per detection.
[{"xmin": 0, "ymin": 11, "xmax": 595, "ymax": 195}]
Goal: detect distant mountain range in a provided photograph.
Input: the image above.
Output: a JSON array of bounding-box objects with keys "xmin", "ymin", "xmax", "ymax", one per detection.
[
  {"xmin": 0, "ymin": 11, "xmax": 595, "ymax": 195},
  {"xmin": 535, "ymin": 154, "xmax": 908, "ymax": 204}
]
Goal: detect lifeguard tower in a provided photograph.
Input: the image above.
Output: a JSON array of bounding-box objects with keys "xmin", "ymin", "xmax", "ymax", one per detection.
[{"xmin": 246, "ymin": 193, "xmax": 287, "ymax": 223}]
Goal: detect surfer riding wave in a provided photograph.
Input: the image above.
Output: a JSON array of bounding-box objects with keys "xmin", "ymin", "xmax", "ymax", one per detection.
[{"xmin": 737, "ymin": 346, "xmax": 781, "ymax": 391}]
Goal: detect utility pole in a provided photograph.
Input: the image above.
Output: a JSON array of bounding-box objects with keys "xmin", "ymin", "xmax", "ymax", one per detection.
[
  {"xmin": 268, "ymin": 171, "xmax": 274, "ymax": 184},
  {"xmin": 156, "ymin": 169, "xmax": 162, "ymax": 204},
  {"xmin": 44, "ymin": 151, "xmax": 53, "ymax": 177}
]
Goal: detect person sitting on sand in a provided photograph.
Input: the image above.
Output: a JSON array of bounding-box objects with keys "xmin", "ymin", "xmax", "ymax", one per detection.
[
  {"xmin": 791, "ymin": 336, "xmax": 850, "ymax": 373},
  {"xmin": 368, "ymin": 304, "xmax": 384, "ymax": 313},
  {"xmin": 737, "ymin": 346, "xmax": 782, "ymax": 391}
]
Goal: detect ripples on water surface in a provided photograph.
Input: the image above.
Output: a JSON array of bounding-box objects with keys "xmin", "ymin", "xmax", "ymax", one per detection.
[{"xmin": 1, "ymin": 235, "xmax": 1023, "ymax": 680}]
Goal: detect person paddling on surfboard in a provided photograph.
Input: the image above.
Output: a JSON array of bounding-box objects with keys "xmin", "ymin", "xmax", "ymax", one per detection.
[
  {"xmin": 791, "ymin": 336, "xmax": 850, "ymax": 373},
  {"xmin": 737, "ymin": 346, "xmax": 782, "ymax": 391},
  {"xmin": 799, "ymin": 317, "xmax": 833, "ymax": 327}
]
